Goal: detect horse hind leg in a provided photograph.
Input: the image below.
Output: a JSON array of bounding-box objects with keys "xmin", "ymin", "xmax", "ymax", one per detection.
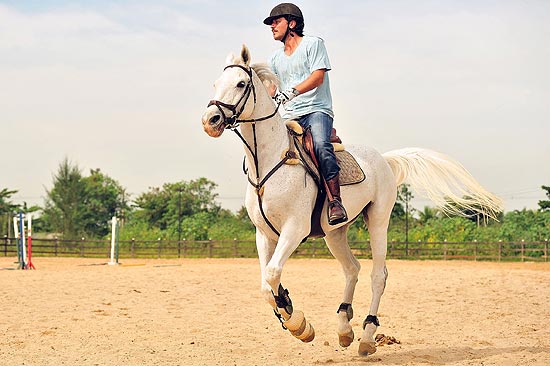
[
  {"xmin": 359, "ymin": 210, "xmax": 389, "ymax": 356},
  {"xmin": 324, "ymin": 227, "xmax": 361, "ymax": 348}
]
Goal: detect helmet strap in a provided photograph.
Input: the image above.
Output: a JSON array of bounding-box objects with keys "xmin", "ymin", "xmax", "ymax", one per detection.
[{"xmin": 281, "ymin": 19, "xmax": 295, "ymax": 43}]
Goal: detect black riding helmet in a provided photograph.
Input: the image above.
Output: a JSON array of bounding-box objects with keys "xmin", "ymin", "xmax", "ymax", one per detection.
[{"xmin": 263, "ymin": 3, "xmax": 304, "ymax": 25}]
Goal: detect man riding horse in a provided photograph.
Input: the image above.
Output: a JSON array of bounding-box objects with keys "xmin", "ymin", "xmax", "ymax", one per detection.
[{"xmin": 265, "ymin": 3, "xmax": 348, "ymax": 225}]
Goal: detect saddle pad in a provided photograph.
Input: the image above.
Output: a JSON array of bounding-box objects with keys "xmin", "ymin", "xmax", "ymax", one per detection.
[{"xmin": 336, "ymin": 150, "xmax": 366, "ymax": 186}]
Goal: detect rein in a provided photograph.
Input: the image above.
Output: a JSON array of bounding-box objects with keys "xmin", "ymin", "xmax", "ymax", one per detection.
[{"xmin": 207, "ymin": 64, "xmax": 288, "ymax": 237}]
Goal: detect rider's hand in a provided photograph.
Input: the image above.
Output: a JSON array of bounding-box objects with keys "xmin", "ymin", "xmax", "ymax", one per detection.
[{"xmin": 273, "ymin": 88, "xmax": 300, "ymax": 105}]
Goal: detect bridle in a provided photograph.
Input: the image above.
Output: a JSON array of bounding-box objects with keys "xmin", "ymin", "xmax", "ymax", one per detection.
[
  {"xmin": 206, "ymin": 64, "xmax": 288, "ymax": 237},
  {"xmin": 207, "ymin": 64, "xmax": 280, "ymax": 129}
]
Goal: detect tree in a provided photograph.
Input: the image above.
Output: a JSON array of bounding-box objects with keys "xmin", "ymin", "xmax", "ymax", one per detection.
[
  {"xmin": 0, "ymin": 188, "xmax": 19, "ymax": 236},
  {"xmin": 499, "ymin": 209, "xmax": 550, "ymax": 241},
  {"xmin": 410, "ymin": 216, "xmax": 476, "ymax": 242},
  {"xmin": 207, "ymin": 209, "xmax": 256, "ymax": 240},
  {"xmin": 390, "ymin": 201, "xmax": 405, "ymax": 220},
  {"xmin": 397, "ymin": 184, "xmax": 414, "ymax": 243},
  {"xmin": 235, "ymin": 206, "xmax": 255, "ymax": 231},
  {"xmin": 391, "ymin": 184, "xmax": 413, "ymax": 219},
  {"xmin": 539, "ymin": 185, "xmax": 550, "ymax": 211},
  {"xmin": 80, "ymin": 169, "xmax": 130, "ymax": 237},
  {"xmin": 133, "ymin": 178, "xmax": 221, "ymax": 233},
  {"xmin": 417, "ymin": 206, "xmax": 441, "ymax": 224},
  {"xmin": 42, "ymin": 159, "xmax": 129, "ymax": 238},
  {"xmin": 42, "ymin": 159, "xmax": 86, "ymax": 238}
]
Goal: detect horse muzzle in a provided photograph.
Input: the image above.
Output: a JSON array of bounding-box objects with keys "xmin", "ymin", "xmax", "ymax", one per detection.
[{"xmin": 201, "ymin": 107, "xmax": 226, "ymax": 138}]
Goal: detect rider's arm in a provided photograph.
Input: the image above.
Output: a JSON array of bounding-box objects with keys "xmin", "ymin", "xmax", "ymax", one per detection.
[
  {"xmin": 272, "ymin": 68, "xmax": 327, "ymax": 104},
  {"xmin": 293, "ymin": 69, "xmax": 326, "ymax": 94}
]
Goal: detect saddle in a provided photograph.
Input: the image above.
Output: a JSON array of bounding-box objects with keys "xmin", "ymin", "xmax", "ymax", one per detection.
[{"xmin": 285, "ymin": 120, "xmax": 366, "ymax": 238}]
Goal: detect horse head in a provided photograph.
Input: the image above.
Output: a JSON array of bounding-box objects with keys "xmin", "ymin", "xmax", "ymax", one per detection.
[{"xmin": 202, "ymin": 45, "xmax": 256, "ymax": 138}]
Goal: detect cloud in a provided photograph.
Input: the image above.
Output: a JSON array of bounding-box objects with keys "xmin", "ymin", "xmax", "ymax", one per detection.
[{"xmin": 1, "ymin": 1, "xmax": 548, "ymax": 212}]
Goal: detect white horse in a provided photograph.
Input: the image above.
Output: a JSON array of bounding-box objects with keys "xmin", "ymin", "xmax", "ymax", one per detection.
[{"xmin": 201, "ymin": 45, "xmax": 502, "ymax": 356}]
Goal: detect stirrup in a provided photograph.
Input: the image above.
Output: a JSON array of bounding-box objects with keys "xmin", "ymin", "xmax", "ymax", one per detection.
[{"xmin": 328, "ymin": 200, "xmax": 348, "ymax": 225}]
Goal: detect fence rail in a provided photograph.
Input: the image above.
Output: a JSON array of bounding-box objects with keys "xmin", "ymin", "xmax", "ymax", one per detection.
[{"xmin": 2, "ymin": 236, "xmax": 548, "ymax": 262}]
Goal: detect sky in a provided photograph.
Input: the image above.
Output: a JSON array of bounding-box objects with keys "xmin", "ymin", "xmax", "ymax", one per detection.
[{"xmin": 1, "ymin": 0, "xmax": 549, "ymax": 214}]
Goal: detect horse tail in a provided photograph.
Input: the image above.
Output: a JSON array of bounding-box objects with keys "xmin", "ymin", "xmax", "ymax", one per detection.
[{"xmin": 382, "ymin": 147, "xmax": 503, "ymax": 219}]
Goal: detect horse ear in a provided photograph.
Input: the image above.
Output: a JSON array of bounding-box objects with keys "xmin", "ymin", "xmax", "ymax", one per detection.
[
  {"xmin": 225, "ymin": 52, "xmax": 236, "ymax": 66},
  {"xmin": 241, "ymin": 44, "xmax": 251, "ymax": 66}
]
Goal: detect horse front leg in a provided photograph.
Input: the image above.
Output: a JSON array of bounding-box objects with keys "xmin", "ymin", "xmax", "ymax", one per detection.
[
  {"xmin": 359, "ymin": 220, "xmax": 389, "ymax": 356},
  {"xmin": 256, "ymin": 230, "xmax": 277, "ymax": 309},
  {"xmin": 263, "ymin": 226, "xmax": 315, "ymax": 343},
  {"xmin": 324, "ymin": 227, "xmax": 361, "ymax": 348}
]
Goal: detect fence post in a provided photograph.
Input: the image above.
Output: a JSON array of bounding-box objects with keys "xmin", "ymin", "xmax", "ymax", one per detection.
[
  {"xmin": 157, "ymin": 238, "xmax": 162, "ymax": 259},
  {"xmin": 183, "ymin": 239, "xmax": 187, "ymax": 258},
  {"xmin": 55, "ymin": 236, "xmax": 59, "ymax": 257},
  {"xmin": 3, "ymin": 235, "xmax": 7, "ymax": 257},
  {"xmin": 474, "ymin": 240, "xmax": 478, "ymax": 261},
  {"xmin": 521, "ymin": 239, "xmax": 525, "ymax": 262},
  {"xmin": 80, "ymin": 237, "xmax": 85, "ymax": 257},
  {"xmin": 208, "ymin": 239, "xmax": 213, "ymax": 258},
  {"xmin": 178, "ymin": 239, "xmax": 181, "ymax": 258},
  {"xmin": 498, "ymin": 240, "xmax": 502, "ymax": 262},
  {"xmin": 233, "ymin": 238, "xmax": 238, "ymax": 257},
  {"xmin": 131, "ymin": 238, "xmax": 135, "ymax": 258},
  {"xmin": 545, "ymin": 240, "xmax": 548, "ymax": 262}
]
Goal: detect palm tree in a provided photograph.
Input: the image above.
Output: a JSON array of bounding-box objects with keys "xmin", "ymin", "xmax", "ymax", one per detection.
[{"xmin": 0, "ymin": 188, "xmax": 19, "ymax": 236}]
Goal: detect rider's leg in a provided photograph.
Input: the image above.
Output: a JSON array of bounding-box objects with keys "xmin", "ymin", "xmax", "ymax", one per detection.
[
  {"xmin": 299, "ymin": 112, "xmax": 347, "ymax": 225},
  {"xmin": 325, "ymin": 174, "xmax": 348, "ymax": 225}
]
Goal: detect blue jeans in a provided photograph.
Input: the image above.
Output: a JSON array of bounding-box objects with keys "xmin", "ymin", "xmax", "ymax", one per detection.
[{"xmin": 297, "ymin": 112, "xmax": 340, "ymax": 181}]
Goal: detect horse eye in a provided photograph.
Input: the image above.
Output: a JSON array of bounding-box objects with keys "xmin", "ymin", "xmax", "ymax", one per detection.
[{"xmin": 237, "ymin": 81, "xmax": 246, "ymax": 88}]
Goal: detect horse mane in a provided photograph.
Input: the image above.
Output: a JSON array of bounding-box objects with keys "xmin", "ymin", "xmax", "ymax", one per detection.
[{"xmin": 251, "ymin": 62, "xmax": 280, "ymax": 91}]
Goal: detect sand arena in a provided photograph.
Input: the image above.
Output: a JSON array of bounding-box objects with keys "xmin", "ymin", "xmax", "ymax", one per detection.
[{"xmin": 1, "ymin": 257, "xmax": 549, "ymax": 365}]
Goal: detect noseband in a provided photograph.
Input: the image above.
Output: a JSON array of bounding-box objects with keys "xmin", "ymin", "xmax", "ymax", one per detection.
[{"xmin": 207, "ymin": 64, "xmax": 280, "ymax": 129}]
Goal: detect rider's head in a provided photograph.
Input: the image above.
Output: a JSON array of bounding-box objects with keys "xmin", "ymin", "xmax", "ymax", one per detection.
[{"xmin": 264, "ymin": 3, "xmax": 304, "ymax": 42}]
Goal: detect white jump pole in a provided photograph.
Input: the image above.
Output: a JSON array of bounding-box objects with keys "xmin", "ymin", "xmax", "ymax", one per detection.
[
  {"xmin": 108, "ymin": 216, "xmax": 118, "ymax": 265},
  {"xmin": 13, "ymin": 217, "xmax": 20, "ymax": 265},
  {"xmin": 13, "ymin": 217, "xmax": 19, "ymax": 240}
]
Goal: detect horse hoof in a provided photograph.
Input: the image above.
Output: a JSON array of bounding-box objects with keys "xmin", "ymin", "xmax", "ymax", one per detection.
[
  {"xmin": 358, "ymin": 341, "xmax": 377, "ymax": 356},
  {"xmin": 338, "ymin": 331, "xmax": 354, "ymax": 347}
]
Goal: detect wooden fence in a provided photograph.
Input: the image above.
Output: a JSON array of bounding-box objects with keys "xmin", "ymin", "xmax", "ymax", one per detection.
[{"xmin": 2, "ymin": 236, "xmax": 548, "ymax": 262}]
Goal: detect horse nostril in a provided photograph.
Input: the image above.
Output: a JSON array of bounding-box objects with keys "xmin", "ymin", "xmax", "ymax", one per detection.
[{"xmin": 209, "ymin": 115, "xmax": 221, "ymax": 125}]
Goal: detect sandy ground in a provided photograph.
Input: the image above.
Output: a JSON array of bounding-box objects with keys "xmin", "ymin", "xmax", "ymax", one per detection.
[{"xmin": 1, "ymin": 257, "xmax": 549, "ymax": 366}]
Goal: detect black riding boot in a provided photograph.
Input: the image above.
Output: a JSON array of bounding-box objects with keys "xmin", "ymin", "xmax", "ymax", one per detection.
[{"xmin": 326, "ymin": 174, "xmax": 348, "ymax": 225}]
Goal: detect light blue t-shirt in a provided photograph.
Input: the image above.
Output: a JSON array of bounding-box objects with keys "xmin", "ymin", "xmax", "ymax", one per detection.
[{"xmin": 269, "ymin": 35, "xmax": 334, "ymax": 119}]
